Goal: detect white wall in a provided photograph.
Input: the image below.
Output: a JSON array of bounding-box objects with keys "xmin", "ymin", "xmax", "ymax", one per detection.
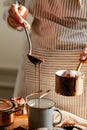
[
  {"xmin": 0, "ymin": 0, "xmax": 27, "ymax": 69},
  {"xmin": 0, "ymin": 0, "xmax": 33, "ymax": 98}
]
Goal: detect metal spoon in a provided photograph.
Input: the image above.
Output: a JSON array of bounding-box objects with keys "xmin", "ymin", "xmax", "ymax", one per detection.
[
  {"xmin": 26, "ymin": 90, "xmax": 51, "ymax": 107},
  {"xmin": 23, "ymin": 24, "xmax": 44, "ymax": 65},
  {"xmin": 40, "ymin": 89, "xmax": 50, "ymax": 99},
  {"xmin": 16, "ymin": 0, "xmax": 44, "ymax": 65},
  {"xmin": 26, "ymin": 89, "xmax": 51, "ymax": 99}
]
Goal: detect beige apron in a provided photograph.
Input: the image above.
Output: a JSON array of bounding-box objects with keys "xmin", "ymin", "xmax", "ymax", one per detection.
[{"xmin": 14, "ymin": 0, "xmax": 87, "ymax": 119}]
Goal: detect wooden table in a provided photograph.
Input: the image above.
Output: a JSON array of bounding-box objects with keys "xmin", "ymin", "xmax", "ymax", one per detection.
[
  {"xmin": 3, "ymin": 111, "xmax": 87, "ymax": 130},
  {"xmin": 5, "ymin": 114, "xmax": 28, "ymax": 130}
]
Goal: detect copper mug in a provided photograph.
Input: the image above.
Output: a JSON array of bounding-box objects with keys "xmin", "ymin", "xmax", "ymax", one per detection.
[{"xmin": 55, "ymin": 70, "xmax": 84, "ymax": 96}]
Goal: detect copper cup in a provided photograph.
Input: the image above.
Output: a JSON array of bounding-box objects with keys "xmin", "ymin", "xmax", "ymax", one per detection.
[{"xmin": 55, "ymin": 70, "xmax": 84, "ymax": 96}]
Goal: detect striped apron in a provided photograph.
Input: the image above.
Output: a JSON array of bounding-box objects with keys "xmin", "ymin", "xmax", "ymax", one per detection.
[{"xmin": 14, "ymin": 0, "xmax": 87, "ymax": 119}]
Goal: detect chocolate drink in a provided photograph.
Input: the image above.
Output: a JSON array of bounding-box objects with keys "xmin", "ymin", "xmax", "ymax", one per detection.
[{"xmin": 28, "ymin": 57, "xmax": 44, "ymax": 107}]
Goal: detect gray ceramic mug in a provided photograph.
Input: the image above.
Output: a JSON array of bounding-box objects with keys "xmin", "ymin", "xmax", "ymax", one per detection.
[{"xmin": 26, "ymin": 97, "xmax": 62, "ymax": 130}]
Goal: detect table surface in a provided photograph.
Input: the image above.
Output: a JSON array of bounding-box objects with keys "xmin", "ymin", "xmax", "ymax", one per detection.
[
  {"xmin": 3, "ymin": 111, "xmax": 87, "ymax": 130},
  {"xmin": 5, "ymin": 114, "xmax": 28, "ymax": 130}
]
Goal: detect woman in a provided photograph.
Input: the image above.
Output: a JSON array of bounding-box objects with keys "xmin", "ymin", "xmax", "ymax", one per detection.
[{"xmin": 8, "ymin": 0, "xmax": 87, "ymax": 119}]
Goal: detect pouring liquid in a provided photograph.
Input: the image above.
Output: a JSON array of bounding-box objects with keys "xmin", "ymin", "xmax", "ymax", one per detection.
[{"xmin": 28, "ymin": 56, "xmax": 44, "ymax": 107}]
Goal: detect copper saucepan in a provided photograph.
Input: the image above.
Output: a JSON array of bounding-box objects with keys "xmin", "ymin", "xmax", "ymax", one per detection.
[{"xmin": 0, "ymin": 98, "xmax": 18, "ymax": 126}]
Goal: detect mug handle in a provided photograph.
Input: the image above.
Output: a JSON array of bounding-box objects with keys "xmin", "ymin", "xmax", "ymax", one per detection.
[{"xmin": 53, "ymin": 108, "xmax": 62, "ymax": 126}]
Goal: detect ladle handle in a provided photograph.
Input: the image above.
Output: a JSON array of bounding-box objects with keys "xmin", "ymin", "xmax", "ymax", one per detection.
[
  {"xmin": 16, "ymin": 0, "xmax": 32, "ymax": 54},
  {"xmin": 76, "ymin": 61, "xmax": 83, "ymax": 71},
  {"xmin": 23, "ymin": 23, "xmax": 32, "ymax": 54}
]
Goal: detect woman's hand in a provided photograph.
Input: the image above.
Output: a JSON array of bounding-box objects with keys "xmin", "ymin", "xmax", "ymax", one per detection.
[
  {"xmin": 80, "ymin": 46, "xmax": 87, "ymax": 64},
  {"xmin": 7, "ymin": 4, "xmax": 30, "ymax": 29}
]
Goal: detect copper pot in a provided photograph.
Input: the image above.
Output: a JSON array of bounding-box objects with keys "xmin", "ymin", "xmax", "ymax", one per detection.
[
  {"xmin": 55, "ymin": 70, "xmax": 84, "ymax": 96},
  {"xmin": 0, "ymin": 98, "xmax": 16, "ymax": 126}
]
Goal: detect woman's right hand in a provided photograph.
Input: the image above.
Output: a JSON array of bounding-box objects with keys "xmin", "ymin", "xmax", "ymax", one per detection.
[
  {"xmin": 80, "ymin": 46, "xmax": 87, "ymax": 64},
  {"xmin": 7, "ymin": 4, "xmax": 30, "ymax": 29}
]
